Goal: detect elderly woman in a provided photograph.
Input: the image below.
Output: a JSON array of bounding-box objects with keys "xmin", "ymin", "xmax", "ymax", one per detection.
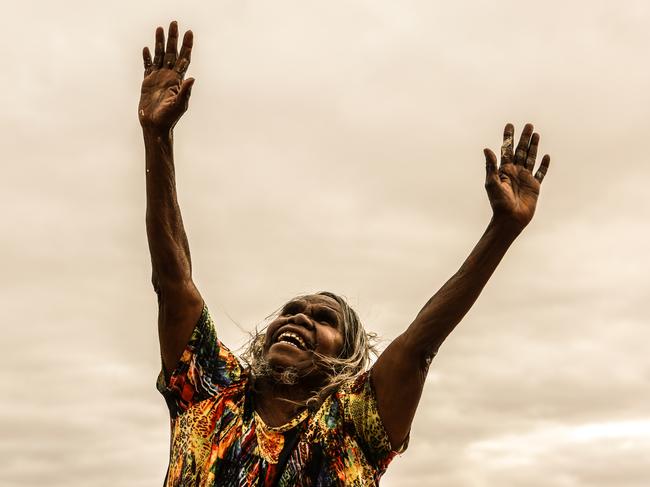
[{"xmin": 140, "ymin": 22, "xmax": 551, "ymax": 487}]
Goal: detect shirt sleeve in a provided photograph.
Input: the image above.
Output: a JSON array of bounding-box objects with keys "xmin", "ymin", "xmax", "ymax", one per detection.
[
  {"xmin": 341, "ymin": 371, "xmax": 409, "ymax": 474},
  {"xmin": 156, "ymin": 304, "xmax": 244, "ymax": 417}
]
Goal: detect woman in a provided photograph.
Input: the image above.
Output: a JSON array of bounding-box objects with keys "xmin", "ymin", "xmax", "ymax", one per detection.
[{"xmin": 140, "ymin": 22, "xmax": 551, "ymax": 487}]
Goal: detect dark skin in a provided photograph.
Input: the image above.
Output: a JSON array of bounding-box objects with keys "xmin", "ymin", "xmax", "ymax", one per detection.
[
  {"xmin": 141, "ymin": 22, "xmax": 551, "ymax": 449},
  {"xmin": 254, "ymin": 294, "xmax": 346, "ymax": 426}
]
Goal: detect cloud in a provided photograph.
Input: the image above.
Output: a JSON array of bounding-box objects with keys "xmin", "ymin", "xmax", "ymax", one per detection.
[{"xmin": 3, "ymin": 1, "xmax": 649, "ymax": 486}]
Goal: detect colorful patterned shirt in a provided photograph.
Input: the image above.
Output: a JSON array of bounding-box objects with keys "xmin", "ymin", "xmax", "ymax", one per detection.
[{"xmin": 157, "ymin": 305, "xmax": 405, "ymax": 486}]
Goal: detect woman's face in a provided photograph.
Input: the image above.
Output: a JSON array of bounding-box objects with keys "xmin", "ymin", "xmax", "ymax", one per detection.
[{"xmin": 263, "ymin": 294, "xmax": 345, "ymax": 378}]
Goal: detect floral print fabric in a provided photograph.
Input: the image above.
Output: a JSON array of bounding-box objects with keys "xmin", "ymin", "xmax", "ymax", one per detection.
[{"xmin": 157, "ymin": 305, "xmax": 403, "ymax": 486}]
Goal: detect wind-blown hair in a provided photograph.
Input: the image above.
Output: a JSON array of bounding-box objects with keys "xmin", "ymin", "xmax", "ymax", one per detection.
[{"xmin": 240, "ymin": 292, "xmax": 378, "ymax": 410}]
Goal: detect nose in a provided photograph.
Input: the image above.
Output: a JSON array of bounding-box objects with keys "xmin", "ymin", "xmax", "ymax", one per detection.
[{"xmin": 288, "ymin": 313, "xmax": 315, "ymax": 330}]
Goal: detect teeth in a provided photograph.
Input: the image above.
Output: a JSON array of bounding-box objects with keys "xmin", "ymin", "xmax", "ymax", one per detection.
[{"xmin": 276, "ymin": 331, "xmax": 307, "ymax": 350}]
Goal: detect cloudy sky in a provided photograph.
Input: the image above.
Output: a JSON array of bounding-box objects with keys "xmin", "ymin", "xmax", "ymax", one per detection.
[{"xmin": 2, "ymin": 0, "xmax": 649, "ymax": 485}]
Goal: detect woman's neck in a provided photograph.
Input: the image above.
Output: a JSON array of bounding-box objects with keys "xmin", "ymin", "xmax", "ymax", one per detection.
[{"xmin": 253, "ymin": 377, "xmax": 318, "ymax": 427}]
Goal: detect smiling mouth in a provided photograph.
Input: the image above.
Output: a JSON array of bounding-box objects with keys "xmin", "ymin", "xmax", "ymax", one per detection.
[{"xmin": 274, "ymin": 331, "xmax": 308, "ymax": 351}]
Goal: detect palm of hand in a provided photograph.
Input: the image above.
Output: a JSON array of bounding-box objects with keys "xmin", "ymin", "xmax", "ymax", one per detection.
[
  {"xmin": 138, "ymin": 22, "xmax": 194, "ymax": 132},
  {"xmin": 139, "ymin": 69, "xmax": 183, "ymax": 128},
  {"xmin": 490, "ymin": 163, "xmax": 540, "ymax": 226},
  {"xmin": 484, "ymin": 124, "xmax": 550, "ymax": 231}
]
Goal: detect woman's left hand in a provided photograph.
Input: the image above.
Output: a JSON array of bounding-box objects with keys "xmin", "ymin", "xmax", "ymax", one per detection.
[{"xmin": 483, "ymin": 123, "xmax": 551, "ymax": 233}]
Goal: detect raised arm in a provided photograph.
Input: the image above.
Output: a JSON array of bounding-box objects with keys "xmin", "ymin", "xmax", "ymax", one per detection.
[
  {"xmin": 139, "ymin": 22, "xmax": 203, "ymax": 375},
  {"xmin": 372, "ymin": 123, "xmax": 551, "ymax": 449}
]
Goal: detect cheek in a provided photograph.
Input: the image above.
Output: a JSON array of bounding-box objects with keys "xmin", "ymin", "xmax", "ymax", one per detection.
[
  {"xmin": 318, "ymin": 328, "xmax": 345, "ymax": 356},
  {"xmin": 263, "ymin": 321, "xmax": 282, "ymax": 348},
  {"xmin": 262, "ymin": 332, "xmax": 278, "ymax": 355}
]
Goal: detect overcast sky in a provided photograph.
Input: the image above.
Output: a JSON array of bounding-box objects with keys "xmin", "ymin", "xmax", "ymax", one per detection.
[{"xmin": 2, "ymin": 1, "xmax": 650, "ymax": 486}]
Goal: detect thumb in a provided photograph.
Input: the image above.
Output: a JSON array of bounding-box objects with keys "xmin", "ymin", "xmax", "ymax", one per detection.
[
  {"xmin": 178, "ymin": 78, "xmax": 195, "ymax": 107},
  {"xmin": 483, "ymin": 148, "xmax": 499, "ymax": 187}
]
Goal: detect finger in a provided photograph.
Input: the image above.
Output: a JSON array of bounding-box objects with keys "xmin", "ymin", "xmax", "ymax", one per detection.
[
  {"xmin": 153, "ymin": 26, "xmax": 165, "ymax": 68},
  {"xmin": 534, "ymin": 155, "xmax": 551, "ymax": 183},
  {"xmin": 164, "ymin": 21, "xmax": 179, "ymax": 69},
  {"xmin": 500, "ymin": 123, "xmax": 514, "ymax": 166},
  {"xmin": 514, "ymin": 123, "xmax": 534, "ymax": 165},
  {"xmin": 525, "ymin": 133, "xmax": 540, "ymax": 171},
  {"xmin": 142, "ymin": 47, "xmax": 153, "ymax": 76},
  {"xmin": 484, "ymin": 148, "xmax": 499, "ymax": 187},
  {"xmin": 175, "ymin": 30, "xmax": 193, "ymax": 75}
]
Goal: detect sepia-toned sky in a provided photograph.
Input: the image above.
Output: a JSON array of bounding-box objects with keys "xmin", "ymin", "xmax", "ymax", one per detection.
[{"xmin": 2, "ymin": 1, "xmax": 649, "ymax": 485}]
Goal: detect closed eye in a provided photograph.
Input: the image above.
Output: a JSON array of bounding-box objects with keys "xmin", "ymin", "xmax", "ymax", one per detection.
[
  {"xmin": 281, "ymin": 301, "xmax": 304, "ymax": 316},
  {"xmin": 315, "ymin": 309, "xmax": 338, "ymax": 327}
]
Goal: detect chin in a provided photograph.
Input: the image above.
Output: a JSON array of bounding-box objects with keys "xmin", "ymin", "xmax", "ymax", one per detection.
[
  {"xmin": 269, "ymin": 364, "xmax": 300, "ymax": 386},
  {"xmin": 263, "ymin": 350, "xmax": 325, "ymax": 386},
  {"xmin": 265, "ymin": 343, "xmax": 311, "ymax": 368},
  {"xmin": 266, "ymin": 350, "xmax": 309, "ymax": 373}
]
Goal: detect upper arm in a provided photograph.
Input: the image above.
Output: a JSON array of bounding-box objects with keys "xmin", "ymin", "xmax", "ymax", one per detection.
[
  {"xmin": 156, "ymin": 303, "xmax": 245, "ymax": 416},
  {"xmin": 155, "ymin": 279, "xmax": 204, "ymax": 375},
  {"xmin": 338, "ymin": 372, "xmax": 404, "ymax": 476},
  {"xmin": 370, "ymin": 329, "xmax": 433, "ymax": 450}
]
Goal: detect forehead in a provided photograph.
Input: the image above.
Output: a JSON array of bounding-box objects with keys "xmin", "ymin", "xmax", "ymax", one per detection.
[{"xmin": 286, "ymin": 294, "xmax": 342, "ymax": 312}]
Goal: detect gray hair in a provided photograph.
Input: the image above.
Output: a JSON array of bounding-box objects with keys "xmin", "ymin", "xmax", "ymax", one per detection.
[{"xmin": 240, "ymin": 291, "xmax": 378, "ymax": 410}]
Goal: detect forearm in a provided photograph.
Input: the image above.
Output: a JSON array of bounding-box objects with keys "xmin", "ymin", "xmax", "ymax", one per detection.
[
  {"xmin": 144, "ymin": 128, "xmax": 193, "ymax": 291},
  {"xmin": 372, "ymin": 123, "xmax": 550, "ymax": 449},
  {"xmin": 405, "ymin": 218, "xmax": 520, "ymax": 356}
]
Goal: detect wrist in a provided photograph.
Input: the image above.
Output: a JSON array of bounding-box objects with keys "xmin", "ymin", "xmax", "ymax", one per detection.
[
  {"xmin": 142, "ymin": 126, "xmax": 173, "ymax": 143},
  {"xmin": 488, "ymin": 215, "xmax": 524, "ymax": 241}
]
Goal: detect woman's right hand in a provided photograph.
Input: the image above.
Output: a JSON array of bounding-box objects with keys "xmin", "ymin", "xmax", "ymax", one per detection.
[{"xmin": 139, "ymin": 21, "xmax": 194, "ymax": 133}]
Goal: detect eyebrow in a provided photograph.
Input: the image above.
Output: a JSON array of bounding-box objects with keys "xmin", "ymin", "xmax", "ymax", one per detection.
[
  {"xmin": 281, "ymin": 300, "xmax": 305, "ymax": 313},
  {"xmin": 281, "ymin": 301, "xmax": 340, "ymax": 323}
]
